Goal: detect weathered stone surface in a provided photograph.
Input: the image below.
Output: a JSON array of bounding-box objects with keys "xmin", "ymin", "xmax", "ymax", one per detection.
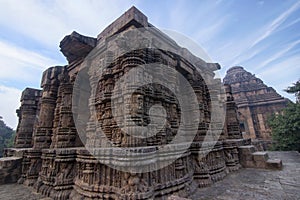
[
  {"xmin": 266, "ymin": 159, "xmax": 283, "ymax": 170},
  {"xmin": 222, "ymin": 84, "xmax": 242, "ymax": 140},
  {"xmin": 14, "ymin": 88, "xmax": 42, "ymax": 148},
  {"xmin": 97, "ymin": 6, "xmax": 149, "ymax": 41},
  {"xmin": 34, "ymin": 66, "xmax": 64, "ymax": 150},
  {"xmin": 60, "ymin": 31, "xmax": 97, "ymax": 64},
  {"xmin": 36, "ymin": 148, "xmax": 77, "ymax": 199},
  {"xmin": 223, "ymin": 66, "xmax": 289, "ymax": 140},
  {"xmin": 238, "ymin": 147, "xmax": 282, "ymax": 170},
  {"xmin": 168, "ymin": 195, "xmax": 191, "ymax": 200},
  {"xmin": 0, "ymin": 6, "xmax": 285, "ymax": 200},
  {"xmin": 238, "ymin": 145, "xmax": 256, "ymax": 155},
  {"xmin": 192, "ymin": 151, "xmax": 300, "ymax": 200},
  {"xmin": 0, "ymin": 152, "xmax": 297, "ymax": 200},
  {"xmin": 252, "ymin": 151, "xmax": 269, "ymax": 162},
  {"xmin": 0, "ymin": 183, "xmax": 49, "ymax": 200},
  {"xmin": 0, "ymin": 157, "xmax": 22, "ymax": 185}
]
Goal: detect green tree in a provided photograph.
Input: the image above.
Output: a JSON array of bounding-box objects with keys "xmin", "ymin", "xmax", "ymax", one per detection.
[
  {"xmin": 268, "ymin": 103, "xmax": 300, "ymax": 151},
  {"xmin": 268, "ymin": 79, "xmax": 300, "ymax": 152},
  {"xmin": 285, "ymin": 80, "xmax": 300, "ymax": 103},
  {"xmin": 0, "ymin": 116, "xmax": 15, "ymax": 157}
]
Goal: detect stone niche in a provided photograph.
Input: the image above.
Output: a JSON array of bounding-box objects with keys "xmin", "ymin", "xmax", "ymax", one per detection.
[{"xmin": 0, "ymin": 6, "xmax": 282, "ymax": 200}]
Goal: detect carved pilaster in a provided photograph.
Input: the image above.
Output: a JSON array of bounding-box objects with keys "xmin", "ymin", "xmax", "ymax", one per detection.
[
  {"xmin": 37, "ymin": 148, "xmax": 76, "ymax": 199},
  {"xmin": 223, "ymin": 84, "xmax": 242, "ymax": 140},
  {"xmin": 23, "ymin": 66, "xmax": 63, "ymax": 186},
  {"xmin": 14, "ymin": 88, "xmax": 42, "ymax": 148},
  {"xmin": 51, "ymin": 67, "xmax": 79, "ymax": 148},
  {"xmin": 34, "ymin": 66, "xmax": 64, "ymax": 149}
]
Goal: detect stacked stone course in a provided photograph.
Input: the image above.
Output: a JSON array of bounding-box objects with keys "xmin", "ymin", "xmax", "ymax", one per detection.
[{"xmin": 0, "ymin": 7, "xmax": 282, "ymax": 200}]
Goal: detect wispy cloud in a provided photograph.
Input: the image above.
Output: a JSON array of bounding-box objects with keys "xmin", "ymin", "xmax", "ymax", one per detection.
[
  {"xmin": 255, "ymin": 39, "xmax": 300, "ymax": 70},
  {"xmin": 257, "ymin": 55, "xmax": 300, "ymax": 79},
  {"xmin": 0, "ymin": 0, "xmax": 140, "ymax": 48},
  {"xmin": 194, "ymin": 14, "xmax": 230, "ymax": 45},
  {"xmin": 224, "ymin": 1, "xmax": 300, "ymax": 66},
  {"xmin": 257, "ymin": 55, "xmax": 300, "ymax": 101},
  {"xmin": 275, "ymin": 17, "xmax": 300, "ymax": 32},
  {"xmin": 258, "ymin": 1, "xmax": 265, "ymax": 6},
  {"xmin": 0, "ymin": 0, "xmax": 141, "ymax": 127},
  {"xmin": 232, "ymin": 44, "xmax": 269, "ymax": 66},
  {"xmin": 250, "ymin": 1, "xmax": 300, "ymax": 49},
  {"xmin": 0, "ymin": 41, "xmax": 56, "ymax": 70},
  {"xmin": 0, "ymin": 0, "xmax": 69, "ymax": 48},
  {"xmin": 0, "ymin": 40, "xmax": 58, "ymax": 83}
]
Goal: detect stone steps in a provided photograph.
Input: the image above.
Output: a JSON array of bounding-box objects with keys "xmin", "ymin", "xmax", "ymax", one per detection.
[
  {"xmin": 238, "ymin": 145, "xmax": 282, "ymax": 170},
  {"xmin": 266, "ymin": 158, "xmax": 282, "ymax": 169}
]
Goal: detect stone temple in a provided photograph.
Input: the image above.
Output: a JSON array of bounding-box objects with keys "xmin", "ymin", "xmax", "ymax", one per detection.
[
  {"xmin": 223, "ymin": 66, "xmax": 289, "ymax": 142},
  {"xmin": 0, "ymin": 7, "xmax": 282, "ymax": 199}
]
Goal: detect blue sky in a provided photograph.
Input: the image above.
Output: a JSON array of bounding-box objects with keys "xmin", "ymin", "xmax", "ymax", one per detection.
[{"xmin": 0, "ymin": 0, "xmax": 299, "ymax": 128}]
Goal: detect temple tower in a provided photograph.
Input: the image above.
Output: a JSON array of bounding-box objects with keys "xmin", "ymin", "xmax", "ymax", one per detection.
[
  {"xmin": 223, "ymin": 66, "xmax": 289, "ymax": 140},
  {"xmin": 0, "ymin": 6, "xmax": 283, "ymax": 200}
]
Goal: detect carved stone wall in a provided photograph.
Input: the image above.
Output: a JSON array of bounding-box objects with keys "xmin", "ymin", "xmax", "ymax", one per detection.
[
  {"xmin": 1, "ymin": 6, "xmax": 282, "ymax": 200},
  {"xmin": 36, "ymin": 148, "xmax": 76, "ymax": 199},
  {"xmin": 14, "ymin": 88, "xmax": 42, "ymax": 148},
  {"xmin": 223, "ymin": 66, "xmax": 289, "ymax": 140},
  {"xmin": 51, "ymin": 67, "xmax": 81, "ymax": 148},
  {"xmin": 34, "ymin": 66, "xmax": 64, "ymax": 149},
  {"xmin": 223, "ymin": 84, "xmax": 242, "ymax": 139},
  {"xmin": 21, "ymin": 66, "xmax": 64, "ymax": 186}
]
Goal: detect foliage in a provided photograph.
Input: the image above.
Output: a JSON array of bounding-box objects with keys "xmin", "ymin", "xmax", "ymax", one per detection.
[
  {"xmin": 268, "ymin": 79, "xmax": 300, "ymax": 152},
  {"xmin": 284, "ymin": 80, "xmax": 300, "ymax": 103},
  {"xmin": 0, "ymin": 116, "xmax": 15, "ymax": 157},
  {"xmin": 268, "ymin": 103, "xmax": 300, "ymax": 151}
]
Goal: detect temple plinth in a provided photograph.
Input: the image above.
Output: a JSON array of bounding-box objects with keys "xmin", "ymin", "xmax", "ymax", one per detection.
[{"xmin": 0, "ymin": 6, "xmax": 283, "ymax": 200}]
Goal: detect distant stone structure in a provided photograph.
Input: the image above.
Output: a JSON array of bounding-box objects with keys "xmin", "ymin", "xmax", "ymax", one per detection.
[
  {"xmin": 0, "ymin": 7, "xmax": 282, "ymax": 199},
  {"xmin": 224, "ymin": 66, "xmax": 289, "ymax": 141}
]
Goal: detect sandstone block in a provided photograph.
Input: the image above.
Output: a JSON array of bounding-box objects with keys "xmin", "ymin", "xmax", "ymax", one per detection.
[
  {"xmin": 252, "ymin": 151, "xmax": 269, "ymax": 162},
  {"xmin": 266, "ymin": 159, "xmax": 283, "ymax": 170}
]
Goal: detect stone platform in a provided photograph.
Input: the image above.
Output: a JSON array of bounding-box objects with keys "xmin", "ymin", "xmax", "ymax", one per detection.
[
  {"xmin": 193, "ymin": 151, "xmax": 300, "ymax": 200},
  {"xmin": 0, "ymin": 151, "xmax": 298, "ymax": 200}
]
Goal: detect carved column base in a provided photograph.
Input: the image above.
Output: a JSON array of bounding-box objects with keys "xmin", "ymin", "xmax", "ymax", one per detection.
[
  {"xmin": 36, "ymin": 148, "xmax": 76, "ymax": 200},
  {"xmin": 223, "ymin": 139, "xmax": 244, "ymax": 172},
  {"xmin": 208, "ymin": 142, "xmax": 227, "ymax": 182},
  {"xmin": 23, "ymin": 149, "xmax": 42, "ymax": 186},
  {"xmin": 191, "ymin": 141, "xmax": 228, "ymax": 187},
  {"xmin": 71, "ymin": 147, "xmax": 195, "ymax": 200}
]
